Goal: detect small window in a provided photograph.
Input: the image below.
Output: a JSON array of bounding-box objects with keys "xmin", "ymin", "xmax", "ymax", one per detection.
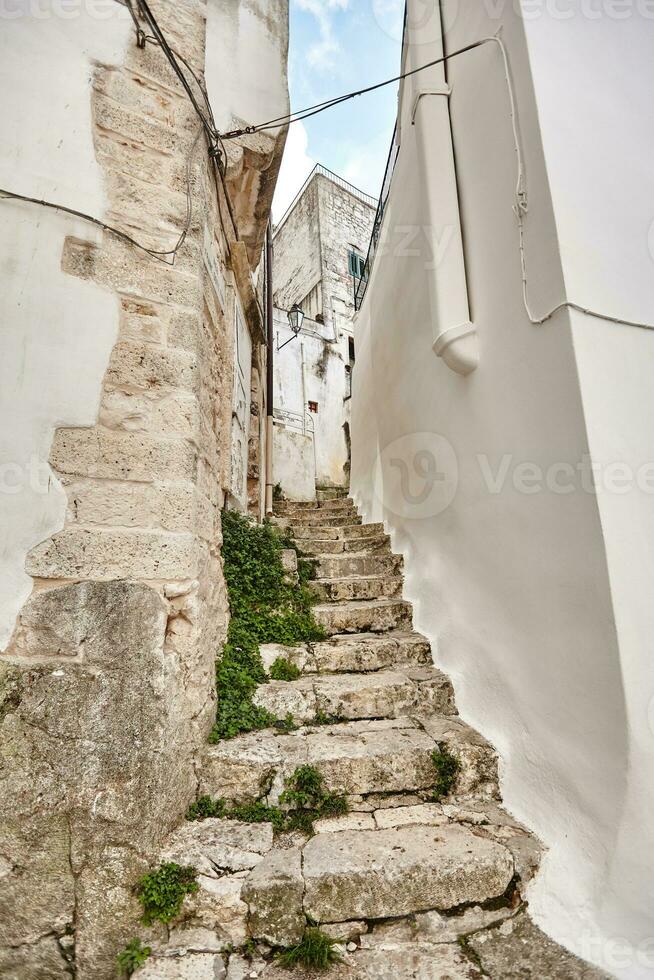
[
  {"xmin": 348, "ymin": 250, "xmax": 366, "ymax": 280},
  {"xmin": 308, "ymin": 401, "xmax": 319, "ymax": 414}
]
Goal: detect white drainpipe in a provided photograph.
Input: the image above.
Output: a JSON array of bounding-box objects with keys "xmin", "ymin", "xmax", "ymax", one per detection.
[{"xmin": 408, "ymin": 0, "xmax": 479, "ymax": 376}]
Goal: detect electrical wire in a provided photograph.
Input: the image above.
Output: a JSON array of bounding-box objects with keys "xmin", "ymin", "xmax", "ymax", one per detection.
[
  {"xmin": 219, "ymin": 38, "xmax": 493, "ymax": 140},
  {"xmin": 123, "ymin": 3, "xmax": 239, "ymax": 240},
  {"xmin": 0, "ymin": 126, "xmax": 202, "ymax": 266}
]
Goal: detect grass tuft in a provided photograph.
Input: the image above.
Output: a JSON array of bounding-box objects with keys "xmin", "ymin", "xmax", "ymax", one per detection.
[
  {"xmin": 269, "ymin": 657, "xmax": 302, "ymax": 682},
  {"xmin": 278, "ymin": 928, "xmax": 343, "ymax": 971},
  {"xmin": 431, "ymin": 748, "xmax": 461, "ymax": 800}
]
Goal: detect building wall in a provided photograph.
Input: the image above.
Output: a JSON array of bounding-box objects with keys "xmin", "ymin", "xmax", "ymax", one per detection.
[
  {"xmin": 351, "ymin": 1, "xmax": 654, "ymax": 976},
  {"xmin": 273, "ymin": 308, "xmax": 350, "ymax": 490},
  {"xmin": 273, "ymin": 177, "xmax": 321, "ymax": 313},
  {"xmin": 315, "ymin": 173, "xmax": 375, "ymax": 338},
  {"xmin": 0, "ymin": 2, "xmax": 288, "ymax": 976},
  {"xmin": 272, "ymin": 171, "xmax": 374, "ymax": 492}
]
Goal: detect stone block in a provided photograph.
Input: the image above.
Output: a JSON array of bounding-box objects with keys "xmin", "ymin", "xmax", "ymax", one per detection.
[
  {"xmin": 163, "ymin": 819, "xmax": 274, "ymax": 877},
  {"xmin": 242, "ymin": 848, "xmax": 305, "ymax": 947},
  {"xmin": 50, "ymin": 428, "xmax": 197, "ymax": 483},
  {"xmin": 302, "ymin": 825, "xmax": 514, "ymax": 922},
  {"xmin": 136, "ymin": 953, "xmax": 226, "ymax": 980},
  {"xmin": 26, "ymin": 528, "xmax": 198, "ymax": 580},
  {"xmin": 106, "ymin": 341, "xmax": 198, "ymax": 392}
]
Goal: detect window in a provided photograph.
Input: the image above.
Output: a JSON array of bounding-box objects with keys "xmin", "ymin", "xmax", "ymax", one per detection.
[
  {"xmin": 348, "ymin": 250, "xmax": 366, "ymax": 280},
  {"xmin": 308, "ymin": 401, "xmax": 319, "ymax": 414}
]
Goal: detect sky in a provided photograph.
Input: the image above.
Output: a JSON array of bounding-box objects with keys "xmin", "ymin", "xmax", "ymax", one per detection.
[{"xmin": 272, "ymin": 0, "xmax": 405, "ymax": 221}]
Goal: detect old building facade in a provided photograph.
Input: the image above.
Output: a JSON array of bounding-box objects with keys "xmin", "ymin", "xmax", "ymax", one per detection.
[
  {"xmin": 0, "ymin": 2, "xmax": 288, "ymax": 975},
  {"xmin": 272, "ymin": 165, "xmax": 375, "ymax": 498}
]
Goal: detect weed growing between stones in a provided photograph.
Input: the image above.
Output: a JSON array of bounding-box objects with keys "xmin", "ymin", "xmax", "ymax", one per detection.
[
  {"xmin": 212, "ymin": 511, "xmax": 326, "ymax": 742},
  {"xmin": 431, "ymin": 748, "xmax": 461, "ymax": 800},
  {"xmin": 269, "ymin": 657, "xmax": 302, "ymax": 681},
  {"xmin": 186, "ymin": 766, "xmax": 347, "ymax": 835},
  {"xmin": 117, "ymin": 939, "xmax": 151, "ymax": 976},
  {"xmin": 310, "ymin": 710, "xmax": 345, "ymax": 727},
  {"xmin": 136, "ymin": 863, "xmax": 198, "ymax": 925},
  {"xmin": 277, "ymin": 927, "xmax": 343, "ymax": 971},
  {"xmin": 279, "ymin": 765, "xmax": 349, "ymax": 822}
]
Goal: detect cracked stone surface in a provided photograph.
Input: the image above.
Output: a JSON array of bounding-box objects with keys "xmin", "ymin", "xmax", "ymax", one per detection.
[
  {"xmin": 242, "ymin": 847, "xmax": 305, "ymax": 946},
  {"xmin": 302, "ymin": 824, "xmax": 515, "ymax": 922},
  {"xmin": 468, "ymin": 912, "xmax": 610, "ymax": 979}
]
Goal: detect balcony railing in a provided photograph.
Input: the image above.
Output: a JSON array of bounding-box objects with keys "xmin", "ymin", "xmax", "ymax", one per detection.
[{"xmin": 354, "ymin": 122, "xmax": 400, "ymax": 311}]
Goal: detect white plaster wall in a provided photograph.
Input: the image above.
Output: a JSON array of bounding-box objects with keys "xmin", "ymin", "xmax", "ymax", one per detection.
[
  {"xmin": 272, "ymin": 426, "xmax": 316, "ymax": 502},
  {"xmin": 351, "ymin": 1, "xmax": 654, "ymax": 974},
  {"xmin": 273, "ymin": 309, "xmax": 349, "ymax": 490},
  {"xmin": 0, "ymin": 8, "xmax": 131, "ymax": 649},
  {"xmin": 206, "ymin": 0, "xmax": 289, "ymax": 134}
]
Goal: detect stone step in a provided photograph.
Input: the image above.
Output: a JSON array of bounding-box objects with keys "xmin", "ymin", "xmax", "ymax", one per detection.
[
  {"xmin": 292, "ymin": 522, "xmax": 385, "ymax": 541},
  {"xmin": 309, "ymin": 574, "xmax": 403, "ymax": 604},
  {"xmin": 259, "ymin": 631, "xmax": 430, "ymax": 675},
  {"xmin": 315, "ymin": 551, "xmax": 402, "ymax": 579},
  {"xmin": 313, "ymin": 631, "xmax": 431, "ymax": 673},
  {"xmin": 247, "ymin": 823, "xmax": 514, "ymax": 929},
  {"xmin": 252, "ymin": 666, "xmax": 454, "ymax": 725},
  {"xmin": 317, "ymin": 487, "xmax": 349, "ymax": 501},
  {"xmin": 313, "ymin": 597, "xmax": 412, "ymax": 635},
  {"xmin": 254, "ymin": 942, "xmax": 487, "ymax": 980},
  {"xmin": 200, "ymin": 717, "xmax": 450, "ymax": 803},
  {"xmin": 296, "ymin": 534, "xmax": 390, "ymax": 557},
  {"xmin": 288, "ymin": 513, "xmax": 361, "ymax": 528},
  {"xmin": 274, "ymin": 498, "xmax": 356, "ymax": 516}
]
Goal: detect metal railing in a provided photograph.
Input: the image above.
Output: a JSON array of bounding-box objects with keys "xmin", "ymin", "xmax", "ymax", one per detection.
[
  {"xmin": 273, "ymin": 407, "xmax": 315, "ymax": 438},
  {"xmin": 354, "ymin": 123, "xmax": 400, "ymax": 311},
  {"xmin": 274, "ymin": 163, "xmax": 377, "ymax": 234}
]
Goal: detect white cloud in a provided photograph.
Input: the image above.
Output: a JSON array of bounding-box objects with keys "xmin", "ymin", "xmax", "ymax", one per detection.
[
  {"xmin": 272, "ymin": 122, "xmax": 316, "ymax": 223},
  {"xmin": 341, "ymin": 128, "xmax": 391, "ymax": 199},
  {"xmin": 294, "ymin": 0, "xmax": 349, "ymax": 70}
]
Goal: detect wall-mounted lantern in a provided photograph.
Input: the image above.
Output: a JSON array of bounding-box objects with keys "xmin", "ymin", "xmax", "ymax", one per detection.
[
  {"xmin": 288, "ymin": 304, "xmax": 305, "ymax": 334},
  {"xmin": 277, "ymin": 304, "xmax": 305, "ymax": 351}
]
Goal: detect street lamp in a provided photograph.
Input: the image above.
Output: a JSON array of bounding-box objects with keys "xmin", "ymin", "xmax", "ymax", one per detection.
[
  {"xmin": 288, "ymin": 304, "xmax": 305, "ymax": 334},
  {"xmin": 277, "ymin": 304, "xmax": 305, "ymax": 351}
]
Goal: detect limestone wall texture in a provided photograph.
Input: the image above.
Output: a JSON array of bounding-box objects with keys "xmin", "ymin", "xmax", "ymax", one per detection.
[{"xmin": 0, "ymin": 1, "xmax": 288, "ymax": 976}]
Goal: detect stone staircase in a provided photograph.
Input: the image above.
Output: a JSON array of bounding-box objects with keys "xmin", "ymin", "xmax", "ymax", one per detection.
[{"xmin": 137, "ymin": 496, "xmax": 606, "ymax": 979}]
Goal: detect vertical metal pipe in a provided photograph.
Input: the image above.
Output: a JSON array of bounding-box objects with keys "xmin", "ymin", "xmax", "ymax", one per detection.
[{"xmin": 265, "ymin": 220, "xmax": 274, "ymax": 515}]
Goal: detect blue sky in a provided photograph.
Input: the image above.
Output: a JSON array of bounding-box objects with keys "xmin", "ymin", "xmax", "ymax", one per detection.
[{"xmin": 272, "ymin": 0, "xmax": 404, "ymax": 219}]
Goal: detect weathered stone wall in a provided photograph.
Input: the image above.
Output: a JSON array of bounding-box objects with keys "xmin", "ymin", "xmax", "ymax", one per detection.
[
  {"xmin": 0, "ymin": 1, "xmax": 288, "ymax": 975},
  {"xmin": 272, "ymin": 177, "xmax": 321, "ymax": 313},
  {"xmin": 315, "ymin": 173, "xmax": 375, "ymax": 338}
]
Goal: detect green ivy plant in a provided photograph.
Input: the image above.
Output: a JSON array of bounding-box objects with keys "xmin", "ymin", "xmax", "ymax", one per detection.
[
  {"xmin": 136, "ymin": 863, "xmax": 198, "ymax": 925},
  {"xmin": 211, "ymin": 511, "xmax": 325, "ymax": 742},
  {"xmin": 117, "ymin": 939, "xmax": 151, "ymax": 976},
  {"xmin": 431, "ymin": 748, "xmax": 461, "ymax": 800},
  {"xmin": 277, "ymin": 928, "xmax": 343, "ymax": 971}
]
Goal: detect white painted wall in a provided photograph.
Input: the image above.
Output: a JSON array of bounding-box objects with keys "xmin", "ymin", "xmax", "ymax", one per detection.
[
  {"xmin": 351, "ymin": 1, "xmax": 654, "ymax": 976},
  {"xmin": 0, "ymin": 8, "xmax": 131, "ymax": 650},
  {"xmin": 272, "ymin": 425, "xmax": 316, "ymax": 502},
  {"xmin": 206, "ymin": 0, "xmax": 289, "ymax": 135},
  {"xmin": 273, "ymin": 308, "xmax": 349, "ymax": 491}
]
